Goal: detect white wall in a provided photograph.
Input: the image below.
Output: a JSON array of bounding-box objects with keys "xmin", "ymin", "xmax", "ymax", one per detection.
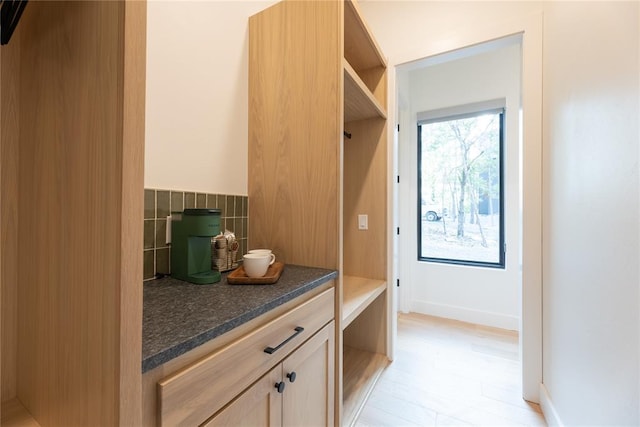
[
  {"xmin": 397, "ymin": 43, "xmax": 522, "ymax": 331},
  {"xmin": 361, "ymin": 0, "xmax": 639, "ymax": 424},
  {"xmin": 145, "ymin": 0, "xmax": 276, "ymax": 195},
  {"xmin": 542, "ymin": 2, "xmax": 639, "ymax": 425}
]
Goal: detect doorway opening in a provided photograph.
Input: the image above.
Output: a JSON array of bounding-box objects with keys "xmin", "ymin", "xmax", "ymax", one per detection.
[
  {"xmin": 396, "ymin": 35, "xmax": 522, "ymax": 328},
  {"xmin": 392, "ymin": 31, "xmax": 542, "ymax": 402}
]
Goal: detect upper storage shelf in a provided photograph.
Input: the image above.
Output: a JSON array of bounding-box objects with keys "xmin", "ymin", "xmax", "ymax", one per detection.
[
  {"xmin": 343, "ymin": 0, "xmax": 387, "ymax": 122},
  {"xmin": 344, "ymin": 0, "xmax": 386, "ymax": 71},
  {"xmin": 343, "ymin": 60, "xmax": 386, "ymax": 122}
]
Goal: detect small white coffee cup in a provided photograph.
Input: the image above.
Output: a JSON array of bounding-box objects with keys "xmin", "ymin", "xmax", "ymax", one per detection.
[
  {"xmin": 243, "ymin": 253, "xmax": 276, "ymax": 278},
  {"xmin": 248, "ymin": 249, "xmax": 276, "ymax": 263}
]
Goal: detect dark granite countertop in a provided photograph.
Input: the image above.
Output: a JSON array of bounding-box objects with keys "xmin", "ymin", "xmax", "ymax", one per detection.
[{"xmin": 142, "ymin": 264, "xmax": 337, "ymax": 373}]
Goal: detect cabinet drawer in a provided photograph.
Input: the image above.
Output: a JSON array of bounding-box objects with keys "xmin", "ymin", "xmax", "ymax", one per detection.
[{"xmin": 157, "ymin": 287, "xmax": 335, "ymax": 426}]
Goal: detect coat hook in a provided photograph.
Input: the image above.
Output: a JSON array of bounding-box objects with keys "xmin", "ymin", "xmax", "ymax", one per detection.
[{"xmin": 343, "ymin": 131, "xmax": 352, "ymax": 139}]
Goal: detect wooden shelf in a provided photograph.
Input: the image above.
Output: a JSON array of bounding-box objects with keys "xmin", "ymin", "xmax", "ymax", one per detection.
[
  {"xmin": 1, "ymin": 399, "xmax": 41, "ymax": 427},
  {"xmin": 344, "ymin": 0, "xmax": 386, "ymax": 71},
  {"xmin": 342, "ymin": 275, "xmax": 386, "ymax": 328},
  {"xmin": 342, "ymin": 346, "xmax": 389, "ymax": 427},
  {"xmin": 343, "ymin": 60, "xmax": 387, "ymax": 122}
]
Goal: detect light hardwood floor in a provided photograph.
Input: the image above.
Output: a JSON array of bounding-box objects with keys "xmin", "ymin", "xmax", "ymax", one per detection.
[{"xmin": 355, "ymin": 313, "xmax": 546, "ymax": 426}]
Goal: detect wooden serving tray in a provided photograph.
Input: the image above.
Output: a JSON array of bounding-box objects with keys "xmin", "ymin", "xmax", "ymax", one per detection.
[{"xmin": 227, "ymin": 262, "xmax": 284, "ymax": 285}]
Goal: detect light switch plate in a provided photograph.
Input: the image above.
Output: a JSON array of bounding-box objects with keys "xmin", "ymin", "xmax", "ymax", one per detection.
[{"xmin": 358, "ymin": 214, "xmax": 368, "ymax": 230}]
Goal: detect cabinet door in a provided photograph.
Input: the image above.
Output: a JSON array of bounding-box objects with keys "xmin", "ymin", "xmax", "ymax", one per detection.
[
  {"xmin": 202, "ymin": 366, "xmax": 282, "ymax": 427},
  {"xmin": 282, "ymin": 321, "xmax": 335, "ymax": 427}
]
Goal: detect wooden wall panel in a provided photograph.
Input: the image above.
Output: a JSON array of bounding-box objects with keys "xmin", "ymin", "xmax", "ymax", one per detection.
[
  {"xmin": 1, "ymin": 15, "xmax": 21, "ymax": 405},
  {"xmin": 18, "ymin": 2, "xmax": 123, "ymax": 423},
  {"xmin": 342, "ymin": 117, "xmax": 387, "ymax": 280},
  {"xmin": 248, "ymin": 0, "xmax": 342, "ymax": 270},
  {"xmin": 4, "ymin": 2, "xmax": 145, "ymax": 425}
]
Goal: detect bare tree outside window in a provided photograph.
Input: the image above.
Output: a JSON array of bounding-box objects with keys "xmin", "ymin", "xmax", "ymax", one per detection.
[{"xmin": 418, "ymin": 109, "xmax": 505, "ymax": 268}]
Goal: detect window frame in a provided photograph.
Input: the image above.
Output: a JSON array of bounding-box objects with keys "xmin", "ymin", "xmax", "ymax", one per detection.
[{"xmin": 416, "ymin": 105, "xmax": 506, "ymax": 269}]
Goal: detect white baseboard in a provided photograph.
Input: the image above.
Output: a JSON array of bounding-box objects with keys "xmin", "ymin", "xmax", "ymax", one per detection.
[
  {"xmin": 412, "ymin": 300, "xmax": 519, "ymax": 330},
  {"xmin": 539, "ymin": 383, "xmax": 564, "ymax": 426}
]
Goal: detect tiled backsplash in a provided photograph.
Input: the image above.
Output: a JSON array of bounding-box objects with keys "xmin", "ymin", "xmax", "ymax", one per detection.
[{"xmin": 144, "ymin": 188, "xmax": 249, "ymax": 281}]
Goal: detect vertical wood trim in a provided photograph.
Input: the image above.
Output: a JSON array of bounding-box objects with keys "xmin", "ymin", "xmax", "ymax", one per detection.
[
  {"xmin": 1, "ymin": 42, "xmax": 2, "ymax": 416},
  {"xmin": 336, "ymin": 2, "xmax": 346, "ymax": 425},
  {"xmin": 0, "ymin": 18, "xmax": 20, "ymax": 404},
  {"xmin": 1, "ymin": 42, "xmax": 2, "ymax": 424},
  {"xmin": 1, "ymin": 41, "xmax": 2, "ymax": 423},
  {"xmin": 119, "ymin": 0, "xmax": 146, "ymax": 424}
]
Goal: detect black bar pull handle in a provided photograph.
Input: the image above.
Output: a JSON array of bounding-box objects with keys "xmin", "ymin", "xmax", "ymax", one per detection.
[{"xmin": 264, "ymin": 326, "xmax": 304, "ymax": 354}]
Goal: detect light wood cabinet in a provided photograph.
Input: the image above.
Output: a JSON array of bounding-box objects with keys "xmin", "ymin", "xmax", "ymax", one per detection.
[
  {"xmin": 282, "ymin": 321, "xmax": 335, "ymax": 426},
  {"xmin": 203, "ymin": 321, "xmax": 335, "ymax": 427},
  {"xmin": 1, "ymin": 1, "xmax": 145, "ymax": 425},
  {"xmin": 150, "ymin": 288, "xmax": 335, "ymax": 427},
  {"xmin": 202, "ymin": 366, "xmax": 282, "ymax": 427},
  {"xmin": 248, "ymin": 0, "xmax": 391, "ymax": 425}
]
